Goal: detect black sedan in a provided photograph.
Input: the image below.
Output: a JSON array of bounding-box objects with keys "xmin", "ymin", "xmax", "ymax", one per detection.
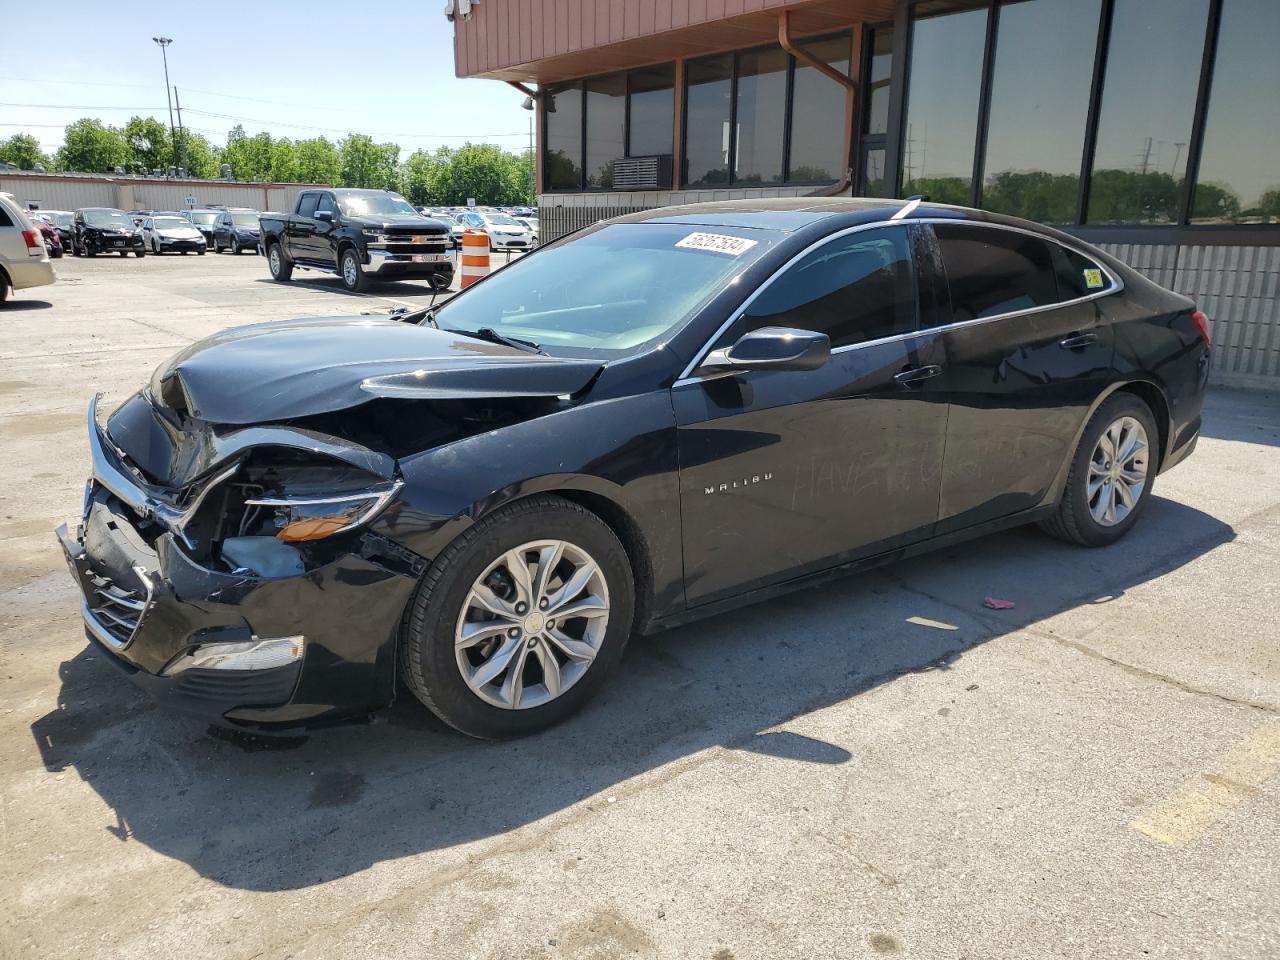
[
  {"xmin": 73, "ymin": 207, "xmax": 145, "ymax": 257},
  {"xmin": 57, "ymin": 198, "xmax": 1209, "ymax": 738}
]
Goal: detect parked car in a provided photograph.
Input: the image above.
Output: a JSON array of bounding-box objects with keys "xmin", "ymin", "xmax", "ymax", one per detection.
[
  {"xmin": 127, "ymin": 210, "xmax": 151, "ymax": 227},
  {"xmin": 212, "ymin": 208, "xmax": 262, "ymax": 254},
  {"xmin": 56, "ymin": 197, "xmax": 1209, "ymax": 738},
  {"xmin": 183, "ymin": 209, "xmax": 222, "ymax": 247},
  {"xmin": 37, "ymin": 210, "xmax": 75, "ymax": 251},
  {"xmin": 141, "ymin": 215, "xmax": 207, "ymax": 255},
  {"xmin": 514, "ymin": 216, "xmax": 539, "ymax": 246},
  {"xmin": 27, "ymin": 214, "xmax": 64, "ymax": 258},
  {"xmin": 260, "ymin": 188, "xmax": 453, "ymax": 292},
  {"xmin": 430, "ymin": 211, "xmax": 466, "ymax": 249},
  {"xmin": 73, "ymin": 208, "xmax": 145, "ymax": 257},
  {"xmin": 458, "ymin": 210, "xmax": 535, "ymax": 251},
  {"xmin": 0, "ymin": 192, "xmax": 55, "ymax": 303}
]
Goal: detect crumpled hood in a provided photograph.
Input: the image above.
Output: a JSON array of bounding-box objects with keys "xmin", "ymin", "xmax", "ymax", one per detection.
[{"xmin": 149, "ymin": 316, "xmax": 602, "ymax": 424}]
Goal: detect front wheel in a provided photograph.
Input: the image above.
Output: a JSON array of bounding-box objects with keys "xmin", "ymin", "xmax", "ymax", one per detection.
[
  {"xmin": 340, "ymin": 248, "xmax": 370, "ymax": 292},
  {"xmin": 1040, "ymin": 392, "xmax": 1158, "ymax": 547},
  {"xmin": 400, "ymin": 496, "xmax": 635, "ymax": 739},
  {"xmin": 267, "ymin": 243, "xmax": 293, "ymax": 281},
  {"xmin": 232, "ymin": 239, "xmax": 241, "ymax": 255},
  {"xmin": 135, "ymin": 249, "xmax": 145, "ymax": 258}
]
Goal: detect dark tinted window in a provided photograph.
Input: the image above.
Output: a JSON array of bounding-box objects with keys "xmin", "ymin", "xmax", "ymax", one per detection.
[
  {"xmin": 935, "ymin": 224, "xmax": 1059, "ymax": 320},
  {"xmin": 1053, "ymin": 244, "xmax": 1111, "ymax": 299},
  {"xmin": 297, "ymin": 193, "xmax": 319, "ymax": 217},
  {"xmin": 982, "ymin": 0, "xmax": 1101, "ymax": 223},
  {"xmin": 586, "ymin": 73, "xmax": 625, "ymax": 188},
  {"xmin": 315, "ymin": 194, "xmax": 335, "ymax": 216},
  {"xmin": 901, "ymin": 3, "xmax": 988, "ymax": 204},
  {"xmin": 1087, "ymin": 0, "xmax": 1210, "ymax": 223},
  {"xmin": 545, "ymin": 83, "xmax": 584, "ymax": 191},
  {"xmin": 733, "ymin": 47, "xmax": 787, "ymax": 185},
  {"xmin": 788, "ymin": 35, "xmax": 852, "ymax": 183},
  {"xmin": 864, "ymin": 26, "xmax": 893, "ymax": 137},
  {"xmin": 0, "ymin": 206, "xmax": 13, "ymax": 228},
  {"xmin": 628, "ymin": 64, "xmax": 675, "ymax": 157},
  {"xmin": 684, "ymin": 55, "xmax": 733, "ymax": 187},
  {"xmin": 1192, "ymin": 0, "xmax": 1280, "ymax": 223},
  {"xmin": 739, "ymin": 227, "xmax": 917, "ymax": 349}
]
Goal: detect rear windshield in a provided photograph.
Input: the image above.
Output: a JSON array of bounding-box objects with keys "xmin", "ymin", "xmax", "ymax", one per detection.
[{"xmin": 435, "ymin": 222, "xmax": 779, "ymax": 358}]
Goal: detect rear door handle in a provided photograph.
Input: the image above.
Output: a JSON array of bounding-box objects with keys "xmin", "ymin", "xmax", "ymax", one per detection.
[
  {"xmin": 1059, "ymin": 332, "xmax": 1099, "ymax": 350},
  {"xmin": 894, "ymin": 364, "xmax": 943, "ymax": 385}
]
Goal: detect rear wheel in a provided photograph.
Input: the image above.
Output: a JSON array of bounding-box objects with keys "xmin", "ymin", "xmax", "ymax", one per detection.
[
  {"xmin": 267, "ymin": 243, "xmax": 293, "ymax": 281},
  {"xmin": 1040, "ymin": 392, "xmax": 1157, "ymax": 547},
  {"xmin": 135, "ymin": 248, "xmax": 145, "ymax": 258},
  {"xmin": 340, "ymin": 248, "xmax": 370, "ymax": 292},
  {"xmin": 232, "ymin": 238, "xmax": 241, "ymax": 255},
  {"xmin": 400, "ymin": 496, "xmax": 634, "ymax": 739}
]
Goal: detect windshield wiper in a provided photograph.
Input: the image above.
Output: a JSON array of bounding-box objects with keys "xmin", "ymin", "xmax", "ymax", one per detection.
[{"xmin": 445, "ymin": 326, "xmax": 545, "ymax": 355}]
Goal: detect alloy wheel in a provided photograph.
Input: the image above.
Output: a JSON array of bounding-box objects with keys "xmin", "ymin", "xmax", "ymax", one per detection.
[
  {"xmin": 455, "ymin": 539, "xmax": 610, "ymax": 710},
  {"xmin": 1088, "ymin": 415, "xmax": 1149, "ymax": 526},
  {"xmin": 269, "ymin": 246, "xmax": 281, "ymax": 275},
  {"xmin": 342, "ymin": 254, "xmax": 358, "ymax": 288}
]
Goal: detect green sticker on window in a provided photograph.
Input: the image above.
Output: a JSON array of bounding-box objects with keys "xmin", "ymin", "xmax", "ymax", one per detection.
[{"xmin": 1083, "ymin": 268, "xmax": 1104, "ymax": 289}]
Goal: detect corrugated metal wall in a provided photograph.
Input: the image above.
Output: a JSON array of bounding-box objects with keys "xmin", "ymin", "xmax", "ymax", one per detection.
[
  {"xmin": 1098, "ymin": 243, "xmax": 1280, "ymax": 389},
  {"xmin": 0, "ymin": 174, "xmax": 316, "ymax": 214}
]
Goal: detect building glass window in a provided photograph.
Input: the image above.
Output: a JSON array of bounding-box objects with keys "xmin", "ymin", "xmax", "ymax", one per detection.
[
  {"xmin": 684, "ymin": 55, "xmax": 734, "ymax": 187},
  {"xmin": 544, "ymin": 82, "xmax": 584, "ymax": 191},
  {"xmin": 733, "ymin": 47, "xmax": 788, "ymax": 185},
  {"xmin": 1191, "ymin": 0, "xmax": 1280, "ymax": 224},
  {"xmin": 901, "ymin": 3, "xmax": 988, "ymax": 205},
  {"xmin": 1086, "ymin": 0, "xmax": 1210, "ymax": 224},
  {"xmin": 981, "ymin": 0, "xmax": 1101, "ymax": 223},
  {"xmin": 629, "ymin": 64, "xmax": 675, "ymax": 158},
  {"xmin": 865, "ymin": 27, "xmax": 893, "ymax": 137},
  {"xmin": 788, "ymin": 36, "xmax": 852, "ymax": 184},
  {"xmin": 864, "ymin": 148, "xmax": 889, "ymax": 197},
  {"xmin": 739, "ymin": 227, "xmax": 917, "ymax": 348},
  {"xmin": 585, "ymin": 74, "xmax": 626, "ymax": 189}
]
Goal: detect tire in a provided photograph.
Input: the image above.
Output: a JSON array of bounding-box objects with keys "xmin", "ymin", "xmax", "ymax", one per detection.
[
  {"xmin": 340, "ymin": 248, "xmax": 370, "ymax": 292},
  {"xmin": 400, "ymin": 495, "xmax": 635, "ymax": 739},
  {"xmin": 232, "ymin": 239, "xmax": 241, "ymax": 255},
  {"xmin": 267, "ymin": 243, "xmax": 293, "ymax": 281},
  {"xmin": 118, "ymin": 251, "xmax": 128, "ymax": 257},
  {"xmin": 198, "ymin": 248, "xmax": 205, "ymax": 255},
  {"xmin": 1039, "ymin": 392, "xmax": 1158, "ymax": 547},
  {"xmin": 0, "ymin": 276, "xmax": 8, "ymax": 303},
  {"xmin": 135, "ymin": 249, "xmax": 145, "ymax": 258}
]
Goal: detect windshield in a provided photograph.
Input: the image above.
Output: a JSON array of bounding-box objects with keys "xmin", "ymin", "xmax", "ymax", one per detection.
[
  {"xmin": 188, "ymin": 212, "xmax": 218, "ymax": 225},
  {"xmin": 486, "ymin": 213, "xmax": 521, "ymax": 226},
  {"xmin": 434, "ymin": 223, "xmax": 778, "ymax": 358},
  {"xmin": 83, "ymin": 210, "xmax": 133, "ymax": 228},
  {"xmin": 153, "ymin": 217, "xmax": 190, "ymax": 229},
  {"xmin": 336, "ymin": 193, "xmax": 417, "ymax": 217},
  {"xmin": 231, "ymin": 212, "xmax": 259, "ymax": 227},
  {"xmin": 51, "ymin": 213, "xmax": 73, "ymax": 227}
]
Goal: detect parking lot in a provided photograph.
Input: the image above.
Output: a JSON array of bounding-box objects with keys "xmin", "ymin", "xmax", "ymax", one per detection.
[{"xmin": 2, "ymin": 253, "xmax": 1279, "ymax": 959}]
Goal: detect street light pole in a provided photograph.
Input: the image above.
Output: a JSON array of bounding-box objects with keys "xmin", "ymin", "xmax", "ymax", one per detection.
[{"xmin": 152, "ymin": 37, "xmax": 177, "ymax": 178}]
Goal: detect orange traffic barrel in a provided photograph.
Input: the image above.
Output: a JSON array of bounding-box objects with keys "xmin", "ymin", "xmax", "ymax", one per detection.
[{"xmin": 460, "ymin": 228, "xmax": 490, "ymax": 288}]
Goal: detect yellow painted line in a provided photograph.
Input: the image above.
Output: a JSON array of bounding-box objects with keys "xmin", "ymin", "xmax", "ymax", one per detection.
[{"xmin": 1131, "ymin": 721, "xmax": 1280, "ymax": 847}]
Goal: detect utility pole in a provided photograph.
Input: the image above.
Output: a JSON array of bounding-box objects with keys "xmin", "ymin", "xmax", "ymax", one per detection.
[
  {"xmin": 174, "ymin": 87, "xmax": 186, "ymax": 175},
  {"xmin": 153, "ymin": 37, "xmax": 177, "ymax": 178}
]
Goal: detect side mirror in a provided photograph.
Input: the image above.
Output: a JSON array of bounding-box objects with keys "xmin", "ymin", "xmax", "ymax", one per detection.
[
  {"xmin": 701, "ymin": 326, "xmax": 831, "ymax": 373},
  {"xmin": 314, "ymin": 210, "xmax": 333, "ymax": 222}
]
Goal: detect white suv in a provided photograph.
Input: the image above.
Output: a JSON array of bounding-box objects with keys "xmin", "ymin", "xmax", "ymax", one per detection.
[{"xmin": 0, "ymin": 192, "xmax": 55, "ymax": 303}]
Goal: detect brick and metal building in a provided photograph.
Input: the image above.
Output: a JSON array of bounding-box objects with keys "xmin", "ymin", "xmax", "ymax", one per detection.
[{"xmin": 450, "ymin": 0, "xmax": 1280, "ymax": 388}]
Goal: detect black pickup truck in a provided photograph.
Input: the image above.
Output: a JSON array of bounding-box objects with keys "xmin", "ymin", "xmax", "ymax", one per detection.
[{"xmin": 260, "ymin": 188, "xmax": 453, "ymax": 292}]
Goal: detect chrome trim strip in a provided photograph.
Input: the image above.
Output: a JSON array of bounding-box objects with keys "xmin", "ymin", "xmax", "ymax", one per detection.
[
  {"xmin": 675, "ymin": 218, "xmax": 1123, "ymax": 383},
  {"xmin": 244, "ymin": 481, "xmax": 403, "ymax": 536},
  {"xmin": 80, "ymin": 563, "xmax": 156, "ymax": 652}
]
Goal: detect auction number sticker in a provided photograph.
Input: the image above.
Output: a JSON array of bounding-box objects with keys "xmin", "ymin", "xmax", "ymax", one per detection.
[
  {"xmin": 1083, "ymin": 268, "xmax": 1105, "ymax": 289},
  {"xmin": 675, "ymin": 232, "xmax": 758, "ymax": 256}
]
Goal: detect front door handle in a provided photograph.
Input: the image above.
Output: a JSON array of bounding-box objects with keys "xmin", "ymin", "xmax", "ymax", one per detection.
[
  {"xmin": 894, "ymin": 364, "xmax": 943, "ymax": 385},
  {"xmin": 1059, "ymin": 332, "xmax": 1099, "ymax": 350}
]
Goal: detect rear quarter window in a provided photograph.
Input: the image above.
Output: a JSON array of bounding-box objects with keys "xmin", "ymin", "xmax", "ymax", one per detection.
[
  {"xmin": 1053, "ymin": 244, "xmax": 1113, "ymax": 299},
  {"xmin": 935, "ymin": 224, "xmax": 1060, "ymax": 320}
]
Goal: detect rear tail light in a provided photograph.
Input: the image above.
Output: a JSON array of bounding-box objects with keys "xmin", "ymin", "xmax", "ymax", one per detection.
[
  {"xmin": 1191, "ymin": 309, "xmax": 1210, "ymax": 345},
  {"xmin": 22, "ymin": 229, "xmax": 43, "ymax": 256}
]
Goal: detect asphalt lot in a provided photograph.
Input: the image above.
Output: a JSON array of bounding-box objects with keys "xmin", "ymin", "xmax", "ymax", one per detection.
[{"xmin": 2, "ymin": 253, "xmax": 1279, "ymax": 960}]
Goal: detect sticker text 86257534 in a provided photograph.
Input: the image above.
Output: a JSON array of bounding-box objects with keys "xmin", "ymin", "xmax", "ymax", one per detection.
[{"xmin": 675, "ymin": 232, "xmax": 759, "ymax": 257}]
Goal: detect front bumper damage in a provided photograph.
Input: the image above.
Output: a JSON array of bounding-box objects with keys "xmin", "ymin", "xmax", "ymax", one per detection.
[{"xmin": 56, "ymin": 398, "xmax": 420, "ymax": 732}]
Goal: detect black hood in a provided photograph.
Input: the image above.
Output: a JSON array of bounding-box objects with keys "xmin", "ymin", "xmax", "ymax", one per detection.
[{"xmin": 149, "ymin": 316, "xmax": 603, "ymax": 425}]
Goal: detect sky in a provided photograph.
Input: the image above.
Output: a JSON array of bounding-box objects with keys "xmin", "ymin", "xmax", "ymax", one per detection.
[{"xmin": 1, "ymin": 1, "xmax": 535, "ymax": 158}]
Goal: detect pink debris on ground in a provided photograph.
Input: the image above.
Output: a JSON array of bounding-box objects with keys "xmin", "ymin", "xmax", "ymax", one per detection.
[{"xmin": 983, "ymin": 597, "xmax": 1016, "ymax": 610}]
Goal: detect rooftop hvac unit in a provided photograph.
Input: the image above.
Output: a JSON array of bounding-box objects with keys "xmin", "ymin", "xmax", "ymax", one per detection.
[{"xmin": 611, "ymin": 155, "xmax": 672, "ymax": 191}]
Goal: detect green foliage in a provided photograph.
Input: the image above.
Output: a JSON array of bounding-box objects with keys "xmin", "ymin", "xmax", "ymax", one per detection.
[
  {"xmin": 221, "ymin": 125, "xmax": 275, "ymax": 181},
  {"xmin": 1086, "ymin": 169, "xmax": 1182, "ymax": 224},
  {"xmin": 982, "ymin": 170, "xmax": 1079, "ymax": 224},
  {"xmin": 122, "ymin": 116, "xmax": 171, "ymax": 174},
  {"xmin": 1259, "ymin": 187, "xmax": 1280, "ymax": 222},
  {"xmin": 175, "ymin": 131, "xmax": 219, "ymax": 179},
  {"xmin": 0, "ymin": 133, "xmax": 49, "ymax": 170},
  {"xmin": 902, "ymin": 175, "xmax": 970, "ymax": 206},
  {"xmin": 339, "ymin": 135, "xmax": 400, "ymax": 189},
  {"xmin": 56, "ymin": 119, "xmax": 130, "ymax": 173},
  {"xmin": 294, "ymin": 137, "xmax": 341, "ymax": 185}
]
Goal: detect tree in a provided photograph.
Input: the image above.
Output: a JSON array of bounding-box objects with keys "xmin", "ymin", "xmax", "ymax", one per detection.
[
  {"xmin": 56, "ymin": 119, "xmax": 129, "ymax": 173},
  {"xmin": 429, "ymin": 142, "xmax": 529, "ymax": 205},
  {"xmin": 175, "ymin": 131, "xmax": 219, "ymax": 179},
  {"xmin": 401, "ymin": 147, "xmax": 445, "ymax": 205},
  {"xmin": 340, "ymin": 134, "xmax": 400, "ymax": 189},
  {"xmin": 269, "ymin": 138, "xmax": 299, "ymax": 183},
  {"xmin": 221, "ymin": 125, "xmax": 274, "ymax": 181},
  {"xmin": 294, "ymin": 137, "xmax": 341, "ymax": 184},
  {"xmin": 0, "ymin": 134, "xmax": 48, "ymax": 170},
  {"xmin": 122, "ymin": 116, "xmax": 172, "ymax": 174}
]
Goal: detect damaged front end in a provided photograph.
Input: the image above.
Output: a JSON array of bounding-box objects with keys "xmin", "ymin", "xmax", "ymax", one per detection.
[{"xmin": 56, "ymin": 395, "xmax": 423, "ymax": 731}]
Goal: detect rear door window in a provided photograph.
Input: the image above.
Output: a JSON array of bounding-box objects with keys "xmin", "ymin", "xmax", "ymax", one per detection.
[
  {"xmin": 736, "ymin": 226, "xmax": 918, "ymax": 349},
  {"xmin": 934, "ymin": 224, "xmax": 1060, "ymax": 321}
]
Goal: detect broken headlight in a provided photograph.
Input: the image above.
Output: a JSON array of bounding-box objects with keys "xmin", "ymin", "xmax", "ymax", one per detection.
[{"xmin": 245, "ymin": 481, "xmax": 401, "ymax": 543}]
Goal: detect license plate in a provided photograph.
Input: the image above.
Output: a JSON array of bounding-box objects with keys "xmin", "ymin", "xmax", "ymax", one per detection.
[
  {"xmin": 113, "ymin": 240, "xmax": 125, "ymax": 247},
  {"xmin": 411, "ymin": 254, "xmax": 448, "ymax": 263}
]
